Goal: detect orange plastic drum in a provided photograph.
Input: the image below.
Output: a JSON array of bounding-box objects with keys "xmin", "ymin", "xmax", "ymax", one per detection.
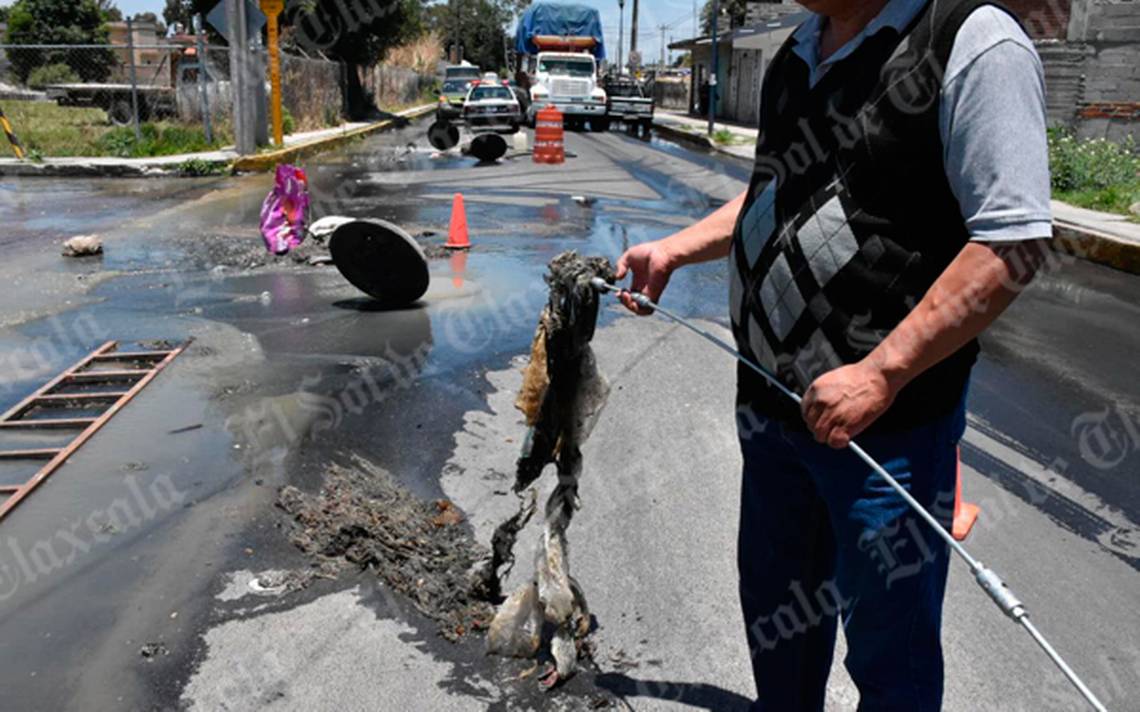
[{"xmin": 533, "ymin": 105, "xmax": 565, "ymax": 164}]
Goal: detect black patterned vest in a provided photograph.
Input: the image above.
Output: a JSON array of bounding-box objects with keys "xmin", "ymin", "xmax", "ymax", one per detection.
[{"xmin": 730, "ymin": 0, "xmax": 1014, "ymax": 432}]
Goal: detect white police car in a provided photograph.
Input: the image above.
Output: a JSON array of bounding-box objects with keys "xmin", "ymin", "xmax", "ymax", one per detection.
[{"xmin": 463, "ymin": 81, "xmax": 522, "ymax": 134}]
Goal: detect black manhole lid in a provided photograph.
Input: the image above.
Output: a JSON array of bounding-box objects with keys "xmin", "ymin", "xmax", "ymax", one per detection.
[
  {"xmin": 329, "ymin": 219, "xmax": 429, "ymax": 306},
  {"xmin": 428, "ymin": 120, "xmax": 460, "ymax": 151},
  {"xmin": 469, "ymin": 133, "xmax": 507, "ymax": 162}
]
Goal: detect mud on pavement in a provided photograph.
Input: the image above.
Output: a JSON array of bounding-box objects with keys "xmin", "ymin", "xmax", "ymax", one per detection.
[{"xmin": 276, "ymin": 457, "xmax": 494, "ymax": 642}]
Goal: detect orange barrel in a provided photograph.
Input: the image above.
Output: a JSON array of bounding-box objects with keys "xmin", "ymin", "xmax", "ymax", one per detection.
[{"xmin": 533, "ymin": 105, "xmax": 565, "ymax": 164}]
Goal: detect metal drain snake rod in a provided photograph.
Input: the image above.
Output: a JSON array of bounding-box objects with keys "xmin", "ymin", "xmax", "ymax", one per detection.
[{"xmin": 590, "ymin": 277, "xmax": 1108, "ymax": 712}]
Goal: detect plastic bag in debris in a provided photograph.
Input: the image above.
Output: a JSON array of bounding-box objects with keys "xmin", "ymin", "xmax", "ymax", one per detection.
[
  {"xmin": 570, "ymin": 347, "xmax": 609, "ymax": 443},
  {"xmin": 259, "ymin": 164, "xmax": 311, "ymax": 255},
  {"xmin": 487, "ymin": 582, "xmax": 544, "ymax": 658}
]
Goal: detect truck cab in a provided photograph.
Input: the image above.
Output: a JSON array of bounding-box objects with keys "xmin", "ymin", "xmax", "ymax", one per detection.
[{"xmin": 527, "ymin": 51, "xmax": 607, "ymax": 131}]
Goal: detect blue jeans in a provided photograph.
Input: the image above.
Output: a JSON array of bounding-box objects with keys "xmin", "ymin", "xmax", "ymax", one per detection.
[{"xmin": 736, "ymin": 396, "xmax": 966, "ymax": 712}]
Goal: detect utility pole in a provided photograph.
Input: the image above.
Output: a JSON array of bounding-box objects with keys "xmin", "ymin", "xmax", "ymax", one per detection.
[
  {"xmin": 630, "ymin": 0, "xmax": 639, "ymax": 58},
  {"xmin": 617, "ymin": 0, "xmax": 625, "ymax": 75},
  {"xmin": 659, "ymin": 24, "xmax": 667, "ymax": 68},
  {"xmin": 226, "ymin": 0, "xmax": 254, "ymax": 154},
  {"xmin": 708, "ymin": 0, "xmax": 719, "ymax": 136},
  {"xmin": 449, "ymin": 0, "xmax": 458, "ymax": 61}
]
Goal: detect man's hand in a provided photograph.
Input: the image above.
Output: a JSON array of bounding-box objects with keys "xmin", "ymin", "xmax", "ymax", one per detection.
[
  {"xmin": 801, "ymin": 360, "xmax": 896, "ymax": 448},
  {"xmin": 612, "ymin": 192, "xmax": 747, "ymax": 315},
  {"xmin": 615, "ymin": 240, "xmax": 677, "ymax": 315}
]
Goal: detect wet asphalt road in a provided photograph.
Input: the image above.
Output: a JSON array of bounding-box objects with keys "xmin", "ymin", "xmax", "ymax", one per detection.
[{"xmin": 0, "ymin": 120, "xmax": 1136, "ymax": 712}]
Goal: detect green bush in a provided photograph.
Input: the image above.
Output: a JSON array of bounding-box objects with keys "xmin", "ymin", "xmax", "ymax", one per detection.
[
  {"xmin": 26, "ymin": 62, "xmax": 78, "ymax": 89},
  {"xmin": 177, "ymin": 158, "xmax": 224, "ymax": 176},
  {"xmin": 1048, "ymin": 128, "xmax": 1140, "ymax": 216},
  {"xmin": 5, "ymin": 0, "xmax": 114, "ymax": 83},
  {"xmin": 282, "ymin": 108, "xmax": 296, "ymax": 135},
  {"xmin": 97, "ymin": 122, "xmax": 217, "ymax": 158},
  {"xmin": 1048, "ymin": 128, "xmax": 1139, "ymax": 193}
]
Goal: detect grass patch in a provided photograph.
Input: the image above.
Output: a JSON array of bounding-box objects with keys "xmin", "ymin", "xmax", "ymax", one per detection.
[
  {"xmin": 709, "ymin": 126, "xmax": 755, "ymax": 146},
  {"xmin": 176, "ymin": 157, "xmax": 226, "ymax": 177},
  {"xmin": 1049, "ymin": 128, "xmax": 1140, "ymax": 219},
  {"xmin": 711, "ymin": 127, "xmax": 736, "ymax": 144},
  {"xmin": 2, "ymin": 100, "xmax": 231, "ymax": 158}
]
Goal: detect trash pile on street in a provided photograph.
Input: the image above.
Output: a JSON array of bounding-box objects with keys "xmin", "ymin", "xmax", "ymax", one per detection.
[{"xmin": 277, "ymin": 458, "xmax": 493, "ymax": 641}]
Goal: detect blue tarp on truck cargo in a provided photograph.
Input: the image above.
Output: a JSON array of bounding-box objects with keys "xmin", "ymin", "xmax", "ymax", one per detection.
[{"xmin": 515, "ymin": 3, "xmax": 606, "ymax": 58}]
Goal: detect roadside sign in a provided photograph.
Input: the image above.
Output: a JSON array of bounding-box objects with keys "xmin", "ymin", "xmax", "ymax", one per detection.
[
  {"xmin": 206, "ymin": 0, "xmax": 266, "ymax": 44},
  {"xmin": 261, "ymin": 0, "xmax": 285, "ymax": 146}
]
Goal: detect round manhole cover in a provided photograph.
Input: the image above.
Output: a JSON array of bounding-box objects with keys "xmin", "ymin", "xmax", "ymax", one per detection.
[
  {"xmin": 469, "ymin": 133, "xmax": 507, "ymax": 162},
  {"xmin": 428, "ymin": 120, "xmax": 460, "ymax": 151},
  {"xmin": 329, "ymin": 219, "xmax": 429, "ymax": 306}
]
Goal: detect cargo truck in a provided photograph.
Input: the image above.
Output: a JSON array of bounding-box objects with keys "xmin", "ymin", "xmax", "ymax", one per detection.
[{"xmin": 514, "ymin": 3, "xmax": 608, "ymax": 132}]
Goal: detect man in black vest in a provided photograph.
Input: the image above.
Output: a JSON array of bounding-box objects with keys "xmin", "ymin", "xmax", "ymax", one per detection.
[{"xmin": 616, "ymin": 0, "xmax": 1053, "ymax": 708}]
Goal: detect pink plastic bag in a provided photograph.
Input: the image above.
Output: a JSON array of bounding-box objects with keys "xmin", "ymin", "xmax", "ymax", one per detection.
[{"xmin": 259, "ymin": 164, "xmax": 310, "ymax": 255}]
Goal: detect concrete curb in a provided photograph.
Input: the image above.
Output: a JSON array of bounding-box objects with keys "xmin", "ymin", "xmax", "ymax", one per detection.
[
  {"xmin": 0, "ymin": 105, "xmax": 436, "ymax": 179},
  {"xmin": 0, "ymin": 155, "xmax": 234, "ymax": 178},
  {"xmin": 231, "ymin": 105, "xmax": 436, "ymax": 173},
  {"xmin": 1052, "ymin": 219, "xmax": 1140, "ymax": 275},
  {"xmin": 652, "ymin": 119, "xmax": 753, "ymax": 162}
]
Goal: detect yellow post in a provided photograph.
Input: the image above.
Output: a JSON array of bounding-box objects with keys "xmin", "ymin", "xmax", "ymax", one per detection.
[
  {"xmin": 260, "ymin": 0, "xmax": 285, "ymax": 146},
  {"xmin": 0, "ymin": 104, "xmax": 26, "ymax": 160}
]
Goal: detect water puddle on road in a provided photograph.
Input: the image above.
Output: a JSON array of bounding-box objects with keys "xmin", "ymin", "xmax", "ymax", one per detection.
[{"xmin": 0, "ymin": 120, "xmax": 741, "ymax": 709}]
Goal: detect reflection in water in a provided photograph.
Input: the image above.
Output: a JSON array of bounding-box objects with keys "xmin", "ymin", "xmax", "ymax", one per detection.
[{"xmin": 449, "ymin": 249, "xmax": 468, "ymax": 289}]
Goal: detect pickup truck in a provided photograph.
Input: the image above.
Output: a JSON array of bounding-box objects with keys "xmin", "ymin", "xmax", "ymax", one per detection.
[
  {"xmin": 46, "ymin": 83, "xmax": 177, "ymax": 125},
  {"xmin": 604, "ymin": 75, "xmax": 654, "ymax": 135}
]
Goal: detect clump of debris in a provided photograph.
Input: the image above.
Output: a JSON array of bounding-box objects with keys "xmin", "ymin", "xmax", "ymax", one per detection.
[
  {"xmin": 277, "ymin": 458, "xmax": 493, "ymax": 641},
  {"xmin": 62, "ymin": 234, "xmax": 103, "ymax": 257},
  {"xmin": 478, "ymin": 251, "xmax": 615, "ymax": 689}
]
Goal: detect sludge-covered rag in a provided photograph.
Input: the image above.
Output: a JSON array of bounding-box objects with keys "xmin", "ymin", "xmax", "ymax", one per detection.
[{"xmin": 477, "ymin": 251, "xmax": 615, "ymax": 688}]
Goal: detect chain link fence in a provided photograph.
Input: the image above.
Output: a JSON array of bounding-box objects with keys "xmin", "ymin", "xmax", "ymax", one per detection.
[
  {"xmin": 0, "ymin": 36, "xmax": 431, "ymax": 160},
  {"xmin": 0, "ymin": 40, "xmax": 237, "ymax": 158},
  {"xmin": 360, "ymin": 64, "xmax": 434, "ymax": 110}
]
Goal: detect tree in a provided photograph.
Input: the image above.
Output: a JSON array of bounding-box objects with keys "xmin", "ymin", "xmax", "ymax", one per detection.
[
  {"xmin": 282, "ymin": 0, "xmax": 427, "ymax": 119},
  {"xmin": 98, "ymin": 1, "xmax": 123, "ymax": 21},
  {"xmin": 4, "ymin": 0, "xmax": 115, "ymax": 84},
  {"xmin": 426, "ymin": 0, "xmax": 512, "ymax": 75},
  {"xmin": 700, "ymin": 0, "xmax": 752, "ymax": 35}
]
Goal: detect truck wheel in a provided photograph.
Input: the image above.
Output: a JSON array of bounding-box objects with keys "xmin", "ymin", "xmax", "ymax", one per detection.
[
  {"xmin": 640, "ymin": 120, "xmax": 653, "ymax": 137},
  {"xmin": 108, "ymin": 99, "xmax": 133, "ymax": 126}
]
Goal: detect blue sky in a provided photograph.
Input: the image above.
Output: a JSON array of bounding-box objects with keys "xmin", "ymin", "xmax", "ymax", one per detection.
[{"xmin": 2, "ymin": 0, "xmax": 705, "ymax": 64}]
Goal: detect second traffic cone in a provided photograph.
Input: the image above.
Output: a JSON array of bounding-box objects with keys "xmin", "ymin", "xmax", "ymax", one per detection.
[
  {"xmin": 952, "ymin": 447, "xmax": 980, "ymax": 541},
  {"xmin": 445, "ymin": 193, "xmax": 470, "ymax": 249}
]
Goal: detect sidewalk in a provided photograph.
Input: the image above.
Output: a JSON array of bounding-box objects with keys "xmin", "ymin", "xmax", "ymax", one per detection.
[
  {"xmin": 653, "ymin": 109, "xmax": 757, "ymax": 160},
  {"xmin": 0, "ymin": 104, "xmax": 435, "ymax": 178},
  {"xmin": 1051, "ymin": 200, "xmax": 1140, "ymax": 274}
]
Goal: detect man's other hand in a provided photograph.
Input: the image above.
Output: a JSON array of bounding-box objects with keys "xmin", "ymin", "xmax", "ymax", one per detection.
[
  {"xmin": 801, "ymin": 361, "xmax": 897, "ymax": 448},
  {"xmin": 615, "ymin": 240, "xmax": 677, "ymax": 315}
]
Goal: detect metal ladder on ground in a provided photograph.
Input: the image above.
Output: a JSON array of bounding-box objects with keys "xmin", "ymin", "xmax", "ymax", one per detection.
[{"xmin": 0, "ymin": 340, "xmax": 188, "ymax": 523}]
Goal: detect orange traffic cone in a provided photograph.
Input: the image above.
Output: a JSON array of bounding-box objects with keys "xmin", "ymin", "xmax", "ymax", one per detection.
[
  {"xmin": 952, "ymin": 447, "xmax": 980, "ymax": 541},
  {"xmin": 445, "ymin": 193, "xmax": 471, "ymax": 249}
]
